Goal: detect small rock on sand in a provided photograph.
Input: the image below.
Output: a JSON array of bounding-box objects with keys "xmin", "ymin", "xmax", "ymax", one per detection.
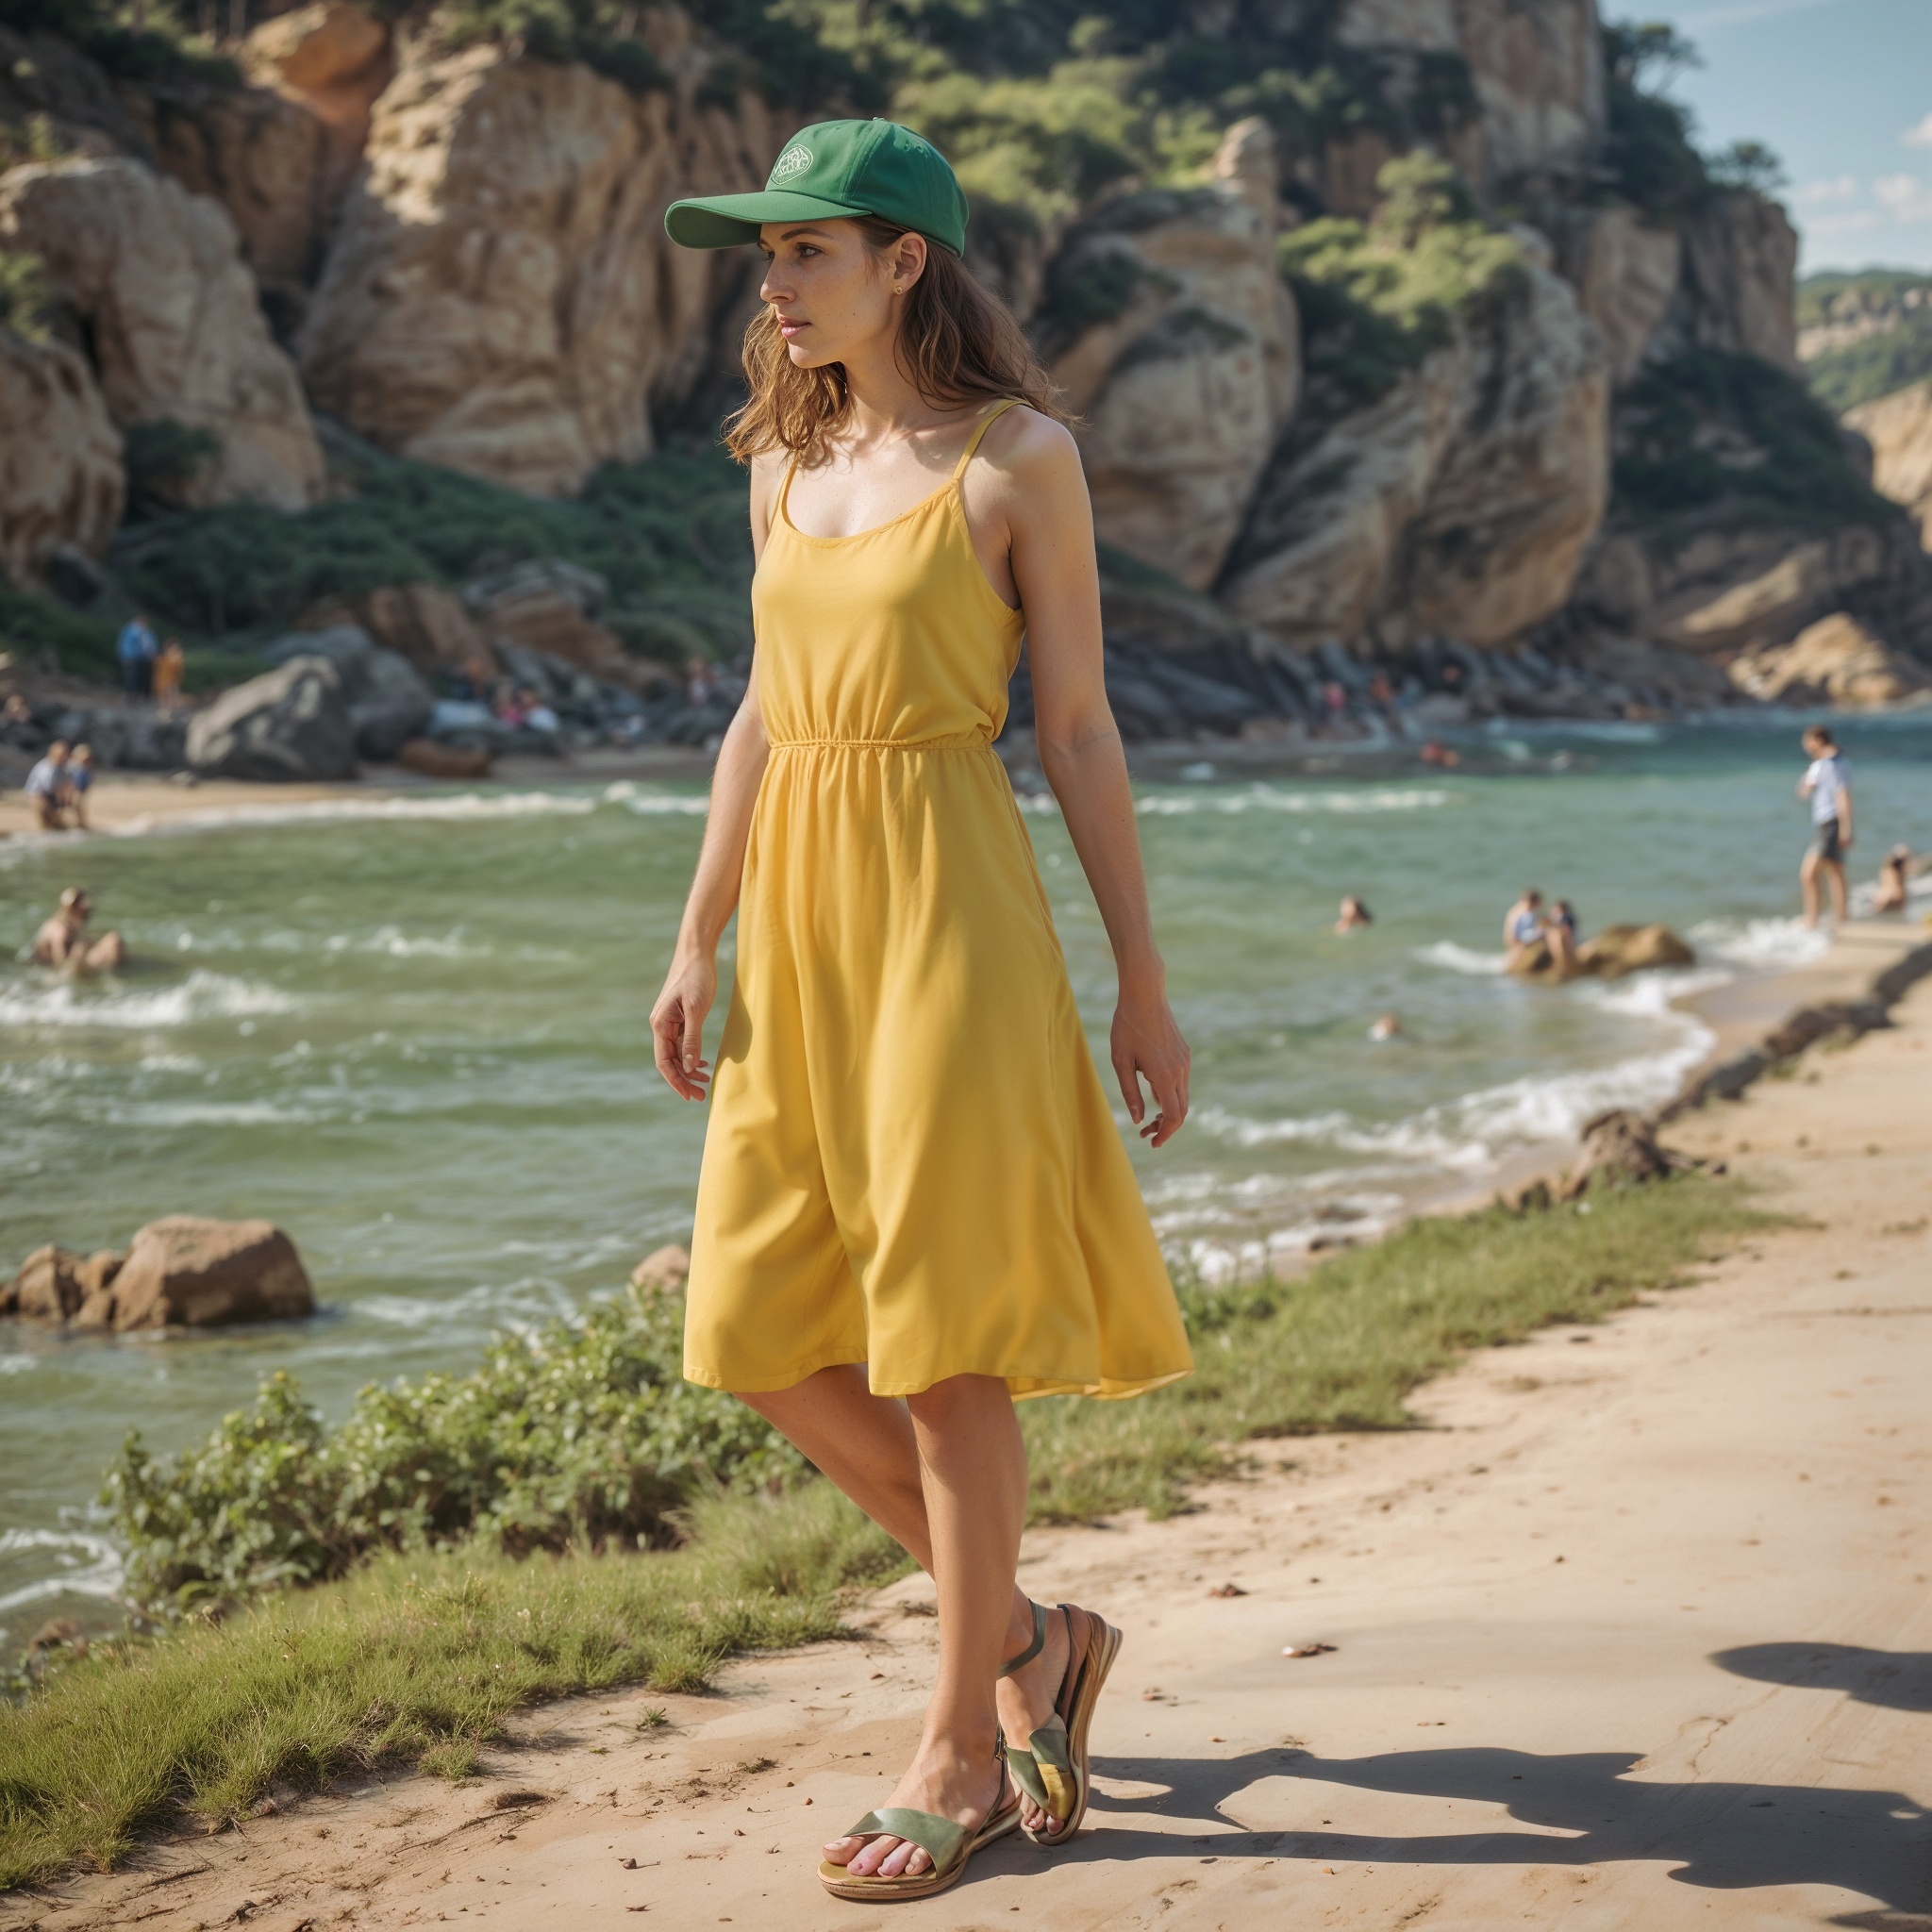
[{"xmin": 631, "ymin": 1245, "xmax": 691, "ymax": 1293}]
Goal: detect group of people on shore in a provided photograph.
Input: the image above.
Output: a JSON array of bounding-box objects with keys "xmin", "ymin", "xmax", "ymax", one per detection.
[
  {"xmin": 115, "ymin": 615, "xmax": 186, "ymax": 706},
  {"xmin": 1503, "ymin": 887, "xmax": 1582, "ymax": 974},
  {"xmin": 22, "ymin": 738, "xmax": 95, "ymax": 832}
]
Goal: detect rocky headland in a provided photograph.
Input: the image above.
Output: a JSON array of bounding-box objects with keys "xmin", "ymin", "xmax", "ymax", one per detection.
[{"xmin": 3, "ymin": 0, "xmax": 1931, "ymax": 779}]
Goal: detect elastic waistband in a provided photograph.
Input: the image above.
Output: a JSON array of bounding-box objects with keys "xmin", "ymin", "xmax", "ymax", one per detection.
[{"xmin": 767, "ymin": 734, "xmax": 991, "ymax": 753}]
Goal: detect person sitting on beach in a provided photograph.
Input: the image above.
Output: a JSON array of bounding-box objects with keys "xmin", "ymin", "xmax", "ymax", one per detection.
[
  {"xmin": 1503, "ymin": 887, "xmax": 1546, "ymax": 967},
  {"xmin": 1546, "ymin": 897, "xmax": 1579, "ymax": 976},
  {"xmin": 1335, "ymin": 894, "xmax": 1373, "ymax": 932},
  {"xmin": 1797, "ymin": 724, "xmax": 1853, "ymax": 930},
  {"xmin": 23, "ymin": 741, "xmax": 72, "ymax": 831},
  {"xmin": 518, "ymin": 687, "xmax": 561, "ymax": 734},
  {"xmin": 1419, "ymin": 740, "xmax": 1459, "ymax": 768},
  {"xmin": 32, "ymin": 887, "xmax": 125, "ymax": 974},
  {"xmin": 65, "ymin": 744, "xmax": 94, "ymax": 830},
  {"xmin": 492, "ymin": 684, "xmax": 528, "ymax": 730},
  {"xmin": 153, "ymin": 638, "xmax": 185, "ymax": 708},
  {"xmin": 1873, "ymin": 844, "xmax": 1912, "ymax": 914}
]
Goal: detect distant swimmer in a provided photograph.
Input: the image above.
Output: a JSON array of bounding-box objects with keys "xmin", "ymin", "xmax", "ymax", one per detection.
[
  {"xmin": 1335, "ymin": 894, "xmax": 1374, "ymax": 932},
  {"xmin": 1797, "ymin": 724, "xmax": 1852, "ymax": 929},
  {"xmin": 32, "ymin": 887, "xmax": 125, "ymax": 975},
  {"xmin": 1873, "ymin": 844, "xmax": 1912, "ymax": 914},
  {"xmin": 1369, "ymin": 1012, "xmax": 1402, "ymax": 1041},
  {"xmin": 1546, "ymin": 897, "xmax": 1579, "ymax": 976},
  {"xmin": 1503, "ymin": 886, "xmax": 1546, "ymax": 969}
]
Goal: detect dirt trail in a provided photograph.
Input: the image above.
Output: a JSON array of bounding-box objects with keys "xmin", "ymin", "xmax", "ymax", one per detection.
[{"xmin": 8, "ymin": 953, "xmax": 1930, "ymax": 1932}]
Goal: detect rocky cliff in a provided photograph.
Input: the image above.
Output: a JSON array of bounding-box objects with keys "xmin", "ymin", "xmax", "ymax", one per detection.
[{"xmin": 2, "ymin": 0, "xmax": 1923, "ymax": 734}]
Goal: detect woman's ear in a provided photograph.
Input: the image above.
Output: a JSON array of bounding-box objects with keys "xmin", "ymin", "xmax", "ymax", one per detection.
[{"xmin": 890, "ymin": 229, "xmax": 930, "ymax": 294}]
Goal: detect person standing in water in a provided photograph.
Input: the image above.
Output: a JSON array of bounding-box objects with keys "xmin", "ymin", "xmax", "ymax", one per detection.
[
  {"xmin": 653, "ymin": 123, "xmax": 1193, "ymax": 1903},
  {"xmin": 1798, "ymin": 724, "xmax": 1853, "ymax": 929}
]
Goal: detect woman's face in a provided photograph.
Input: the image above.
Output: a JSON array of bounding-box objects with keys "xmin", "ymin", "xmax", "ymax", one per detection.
[{"xmin": 758, "ymin": 219, "xmax": 927, "ymax": 369}]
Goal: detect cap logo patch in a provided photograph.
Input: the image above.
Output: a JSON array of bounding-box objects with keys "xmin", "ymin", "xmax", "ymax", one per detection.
[{"xmin": 769, "ymin": 146, "xmax": 812, "ymax": 183}]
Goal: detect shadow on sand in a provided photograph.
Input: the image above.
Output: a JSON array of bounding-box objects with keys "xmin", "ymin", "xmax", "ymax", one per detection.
[{"xmin": 961, "ymin": 1645, "xmax": 1932, "ymax": 1921}]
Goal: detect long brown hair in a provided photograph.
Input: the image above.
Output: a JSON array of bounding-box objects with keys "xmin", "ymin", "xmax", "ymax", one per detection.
[{"xmin": 724, "ymin": 214, "xmax": 1068, "ymax": 466}]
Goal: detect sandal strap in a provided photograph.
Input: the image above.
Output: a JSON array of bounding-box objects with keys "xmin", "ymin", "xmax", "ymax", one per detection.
[
  {"xmin": 998, "ymin": 1600, "xmax": 1047, "ymax": 1678},
  {"xmin": 838, "ymin": 1807, "xmax": 970, "ymax": 1874},
  {"xmin": 1006, "ymin": 1713, "xmax": 1071, "ymax": 1808}
]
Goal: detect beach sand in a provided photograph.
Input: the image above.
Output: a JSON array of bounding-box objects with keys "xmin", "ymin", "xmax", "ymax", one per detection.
[{"xmin": 6, "ymin": 935, "xmax": 1930, "ymax": 1930}]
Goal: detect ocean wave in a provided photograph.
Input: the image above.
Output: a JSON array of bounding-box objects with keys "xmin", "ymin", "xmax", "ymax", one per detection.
[
  {"xmin": 0, "ymin": 1354, "xmax": 39, "ymax": 1375},
  {"xmin": 0, "ymin": 1527, "xmax": 125, "ymax": 1617},
  {"xmin": 601, "ymin": 781, "xmax": 710, "ymax": 816},
  {"xmin": 1135, "ymin": 785, "xmax": 1454, "ymax": 819},
  {"xmin": 0, "ymin": 969, "xmax": 294, "ymax": 1031},
  {"xmin": 1416, "ymin": 941, "xmax": 1509, "ymax": 975},
  {"xmin": 1690, "ymin": 916, "xmax": 1833, "ymax": 970},
  {"xmin": 109, "ymin": 791, "xmax": 608, "ymax": 841}
]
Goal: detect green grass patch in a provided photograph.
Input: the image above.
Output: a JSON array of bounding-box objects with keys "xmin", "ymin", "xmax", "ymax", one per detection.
[
  {"xmin": 0, "ymin": 1482, "xmax": 905, "ymax": 1888},
  {"xmin": 4, "ymin": 1178, "xmax": 1769, "ymax": 1888}
]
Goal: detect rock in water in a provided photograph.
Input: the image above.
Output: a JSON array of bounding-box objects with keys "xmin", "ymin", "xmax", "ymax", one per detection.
[
  {"xmin": 0, "ymin": 156, "xmax": 325, "ymax": 509},
  {"xmin": 0, "ymin": 330, "xmax": 125, "ymax": 591},
  {"xmin": 108, "ymin": 1218, "xmax": 314, "ymax": 1329},
  {"xmin": 4, "ymin": 1246, "xmax": 90, "ymax": 1321},
  {"xmin": 1561, "ymin": 1109, "xmax": 1685, "ymax": 1196},
  {"xmin": 187, "ymin": 657, "xmax": 358, "ymax": 780},
  {"xmin": 630, "ymin": 1245, "xmax": 691, "ymax": 1293},
  {"xmin": 1573, "ymin": 924, "xmax": 1696, "ymax": 978},
  {"xmin": 1726, "ymin": 613, "xmax": 1932, "ymax": 710}
]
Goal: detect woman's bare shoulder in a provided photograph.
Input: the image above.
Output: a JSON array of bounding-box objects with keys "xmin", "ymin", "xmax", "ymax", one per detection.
[{"xmin": 975, "ymin": 403, "xmax": 1083, "ymax": 500}]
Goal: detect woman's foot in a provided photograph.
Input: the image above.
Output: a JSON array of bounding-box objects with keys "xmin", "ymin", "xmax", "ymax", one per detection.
[
  {"xmin": 820, "ymin": 1739, "xmax": 1009, "ymax": 1880},
  {"xmin": 994, "ymin": 1601, "xmax": 1074, "ymax": 1836}
]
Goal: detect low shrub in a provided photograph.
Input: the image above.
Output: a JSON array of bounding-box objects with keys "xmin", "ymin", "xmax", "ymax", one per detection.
[
  {"xmin": 0, "ymin": 583, "xmax": 120, "ymax": 682},
  {"xmin": 1613, "ymin": 347, "xmax": 1903, "ymax": 525},
  {"xmin": 1280, "ymin": 152, "xmax": 1525, "ymax": 415},
  {"xmin": 106, "ymin": 1284, "xmax": 807, "ymax": 1613}
]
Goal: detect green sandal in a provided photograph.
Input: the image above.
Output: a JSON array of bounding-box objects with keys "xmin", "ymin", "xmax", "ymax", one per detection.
[
  {"xmin": 817, "ymin": 1743, "xmax": 1021, "ymax": 1901},
  {"xmin": 999, "ymin": 1599, "xmax": 1123, "ymax": 1847}
]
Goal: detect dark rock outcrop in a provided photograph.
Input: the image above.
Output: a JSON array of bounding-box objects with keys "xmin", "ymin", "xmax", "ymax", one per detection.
[{"xmin": 187, "ymin": 655, "xmax": 357, "ymax": 780}]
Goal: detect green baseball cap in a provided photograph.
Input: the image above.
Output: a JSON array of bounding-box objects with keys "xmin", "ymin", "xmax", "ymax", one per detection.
[{"xmin": 664, "ymin": 118, "xmax": 968, "ymax": 257}]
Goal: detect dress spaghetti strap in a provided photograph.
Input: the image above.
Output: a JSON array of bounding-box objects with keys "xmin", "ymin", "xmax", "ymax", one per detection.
[{"xmin": 952, "ymin": 398, "xmax": 1024, "ymax": 481}]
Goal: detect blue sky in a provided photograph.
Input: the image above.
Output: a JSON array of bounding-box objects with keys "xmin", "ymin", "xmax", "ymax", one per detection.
[{"xmin": 1622, "ymin": 0, "xmax": 1932, "ymax": 275}]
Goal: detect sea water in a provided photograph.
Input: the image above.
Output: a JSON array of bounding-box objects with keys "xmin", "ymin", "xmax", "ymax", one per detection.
[{"xmin": 3, "ymin": 715, "xmax": 1929, "ymax": 1646}]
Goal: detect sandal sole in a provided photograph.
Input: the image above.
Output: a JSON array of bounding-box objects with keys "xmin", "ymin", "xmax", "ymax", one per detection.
[
  {"xmin": 1024, "ymin": 1607, "xmax": 1122, "ymax": 1847},
  {"xmin": 817, "ymin": 1798, "xmax": 1022, "ymax": 1900}
]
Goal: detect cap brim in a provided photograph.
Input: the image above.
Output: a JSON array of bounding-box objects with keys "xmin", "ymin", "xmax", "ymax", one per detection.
[{"xmin": 664, "ymin": 190, "xmax": 870, "ymax": 249}]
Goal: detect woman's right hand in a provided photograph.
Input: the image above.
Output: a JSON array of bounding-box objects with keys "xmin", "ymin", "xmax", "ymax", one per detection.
[{"xmin": 651, "ymin": 952, "xmax": 717, "ymax": 1100}]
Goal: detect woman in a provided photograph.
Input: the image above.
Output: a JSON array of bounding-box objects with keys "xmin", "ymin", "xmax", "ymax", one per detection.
[
  {"xmin": 1873, "ymin": 844, "xmax": 1912, "ymax": 914},
  {"xmin": 654, "ymin": 120, "xmax": 1193, "ymax": 1901}
]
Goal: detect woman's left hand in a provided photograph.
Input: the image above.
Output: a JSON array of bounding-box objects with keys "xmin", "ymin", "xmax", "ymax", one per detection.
[{"xmin": 1111, "ymin": 982, "xmax": 1190, "ymax": 1147}]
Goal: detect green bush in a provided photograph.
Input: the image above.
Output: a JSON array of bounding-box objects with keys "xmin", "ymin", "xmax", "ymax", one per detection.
[
  {"xmin": 105, "ymin": 1284, "xmax": 808, "ymax": 1613},
  {"xmin": 0, "ymin": 583, "xmax": 119, "ymax": 680},
  {"xmin": 123, "ymin": 418, "xmax": 221, "ymax": 514},
  {"xmin": 1613, "ymin": 347, "xmax": 1902, "ymax": 525},
  {"xmin": 116, "ymin": 439, "xmax": 756, "ymax": 652},
  {"xmin": 0, "ymin": 248, "xmax": 58, "ymax": 345},
  {"xmin": 1280, "ymin": 152, "xmax": 1524, "ymax": 414}
]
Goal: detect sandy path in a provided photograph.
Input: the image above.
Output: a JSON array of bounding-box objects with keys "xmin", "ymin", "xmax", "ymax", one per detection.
[{"xmin": 8, "ymin": 957, "xmax": 1930, "ymax": 1932}]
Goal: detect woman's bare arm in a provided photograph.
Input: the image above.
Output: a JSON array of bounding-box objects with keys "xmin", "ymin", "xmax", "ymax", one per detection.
[
  {"xmin": 648, "ymin": 457, "xmax": 780, "ymax": 1100},
  {"xmin": 982, "ymin": 412, "xmax": 1190, "ymax": 1145}
]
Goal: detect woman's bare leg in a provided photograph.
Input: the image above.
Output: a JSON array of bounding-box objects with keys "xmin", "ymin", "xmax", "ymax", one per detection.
[{"xmin": 740, "ymin": 1368, "xmax": 1070, "ymax": 1860}]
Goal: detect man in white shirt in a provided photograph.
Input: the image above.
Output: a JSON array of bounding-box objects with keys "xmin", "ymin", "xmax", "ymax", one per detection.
[
  {"xmin": 23, "ymin": 740, "xmax": 71, "ymax": 831},
  {"xmin": 1797, "ymin": 724, "xmax": 1853, "ymax": 929}
]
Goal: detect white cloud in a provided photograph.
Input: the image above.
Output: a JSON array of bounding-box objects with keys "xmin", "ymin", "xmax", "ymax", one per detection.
[
  {"xmin": 1791, "ymin": 174, "xmax": 1861, "ymax": 207},
  {"xmin": 1807, "ymin": 208, "xmax": 1886, "ymax": 238},
  {"xmin": 1874, "ymin": 173, "xmax": 1932, "ymax": 223},
  {"xmin": 1904, "ymin": 112, "xmax": 1932, "ymax": 149}
]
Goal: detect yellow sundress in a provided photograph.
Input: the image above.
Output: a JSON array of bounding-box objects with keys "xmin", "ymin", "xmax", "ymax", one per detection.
[{"xmin": 683, "ymin": 400, "xmax": 1193, "ymax": 1402}]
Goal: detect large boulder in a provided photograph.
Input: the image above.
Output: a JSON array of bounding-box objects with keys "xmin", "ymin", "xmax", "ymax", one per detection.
[
  {"xmin": 0, "ymin": 327, "xmax": 124, "ymax": 591},
  {"xmin": 1574, "ymin": 923, "xmax": 1696, "ymax": 977},
  {"xmin": 1653, "ymin": 192, "xmax": 1800, "ymax": 375},
  {"xmin": 1553, "ymin": 202, "xmax": 1681, "ymax": 388},
  {"xmin": 1047, "ymin": 123, "xmax": 1301, "ymax": 591},
  {"xmin": 261, "ymin": 624, "xmax": 435, "ymax": 758},
  {"xmin": 187, "ymin": 656, "xmax": 358, "ymax": 780},
  {"xmin": 1577, "ymin": 519, "xmax": 1925, "ymax": 659},
  {"xmin": 299, "ymin": 44, "xmax": 774, "ymax": 496},
  {"xmin": 1844, "ymin": 379, "xmax": 1932, "ymax": 545},
  {"xmin": 243, "ymin": 0, "xmax": 392, "ymax": 152},
  {"xmin": 1222, "ymin": 257, "xmax": 1608, "ymax": 649},
  {"xmin": 462, "ymin": 558, "xmax": 636, "ymax": 681},
  {"xmin": 103, "ymin": 1217, "xmax": 314, "ymax": 1330},
  {"xmin": 302, "ymin": 582, "xmax": 492, "ymax": 675},
  {"xmin": 0, "ymin": 156, "xmax": 325, "ymax": 509},
  {"xmin": 1726, "ymin": 612, "xmax": 1932, "ymax": 709},
  {"xmin": 1331, "ymin": 0, "xmax": 1605, "ymax": 190}
]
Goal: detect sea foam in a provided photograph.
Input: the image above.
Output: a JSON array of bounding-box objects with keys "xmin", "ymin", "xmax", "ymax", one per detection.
[{"xmin": 0, "ymin": 969, "xmax": 294, "ymax": 1031}]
